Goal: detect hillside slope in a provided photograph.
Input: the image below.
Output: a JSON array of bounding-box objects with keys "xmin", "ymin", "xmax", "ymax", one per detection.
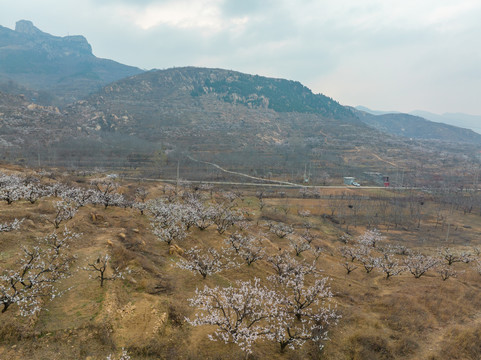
[
  {"xmin": 355, "ymin": 110, "xmax": 481, "ymax": 144},
  {"xmin": 2, "ymin": 166, "xmax": 481, "ymax": 359},
  {"xmin": 63, "ymin": 67, "xmax": 395, "ymax": 178},
  {"xmin": 1, "ymin": 67, "xmax": 480, "ymax": 187}
]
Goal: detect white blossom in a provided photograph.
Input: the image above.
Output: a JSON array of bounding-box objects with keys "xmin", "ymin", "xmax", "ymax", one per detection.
[
  {"xmin": 0, "ymin": 218, "xmax": 24, "ymax": 232},
  {"xmin": 187, "ymin": 278, "xmax": 277, "ymax": 354},
  {"xmin": 356, "ymin": 229, "xmax": 384, "ymax": 248},
  {"xmin": 177, "ymin": 247, "xmax": 232, "ymax": 279},
  {"xmin": 45, "ymin": 200, "xmax": 78, "ymax": 229},
  {"xmin": 0, "ymin": 229, "xmax": 79, "ymax": 316},
  {"xmin": 404, "ymin": 253, "xmax": 438, "ymax": 278},
  {"xmin": 270, "ymin": 223, "xmax": 294, "ymax": 238}
]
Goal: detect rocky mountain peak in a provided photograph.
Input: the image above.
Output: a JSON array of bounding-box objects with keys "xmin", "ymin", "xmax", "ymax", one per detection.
[
  {"xmin": 15, "ymin": 20, "xmax": 43, "ymax": 35},
  {"xmin": 0, "ymin": 20, "xmax": 143, "ymax": 106}
]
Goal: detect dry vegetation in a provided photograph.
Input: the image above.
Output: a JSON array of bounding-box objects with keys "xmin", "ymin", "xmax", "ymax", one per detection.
[{"xmin": 1, "ymin": 164, "xmax": 481, "ymax": 360}]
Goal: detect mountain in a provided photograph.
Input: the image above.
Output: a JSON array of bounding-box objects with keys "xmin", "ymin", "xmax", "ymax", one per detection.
[
  {"xmin": 355, "ymin": 105, "xmax": 400, "ymax": 116},
  {"xmin": 0, "ymin": 20, "xmax": 143, "ymax": 105},
  {"xmin": 410, "ymin": 110, "xmax": 481, "ymax": 135},
  {"xmin": 355, "ymin": 111, "xmax": 481, "ymax": 145},
  {"xmin": 354, "ymin": 106, "xmax": 481, "ymax": 144},
  {"xmin": 61, "ymin": 67, "xmax": 382, "ymax": 177},
  {"xmin": 0, "ymin": 67, "xmax": 398, "ymax": 180},
  {"xmin": 1, "ymin": 67, "xmax": 479, "ymax": 187}
]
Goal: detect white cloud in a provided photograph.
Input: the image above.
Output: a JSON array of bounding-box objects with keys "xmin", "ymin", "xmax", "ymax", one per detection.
[{"xmin": 112, "ymin": 0, "xmax": 249, "ymax": 36}]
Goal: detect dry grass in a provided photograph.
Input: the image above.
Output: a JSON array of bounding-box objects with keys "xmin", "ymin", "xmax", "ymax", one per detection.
[{"xmin": 1, "ymin": 166, "xmax": 481, "ymax": 359}]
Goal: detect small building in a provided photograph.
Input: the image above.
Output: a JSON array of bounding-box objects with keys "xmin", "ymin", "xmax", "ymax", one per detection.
[
  {"xmin": 344, "ymin": 177, "xmax": 356, "ymax": 186},
  {"xmin": 383, "ymin": 176, "xmax": 390, "ymax": 187}
]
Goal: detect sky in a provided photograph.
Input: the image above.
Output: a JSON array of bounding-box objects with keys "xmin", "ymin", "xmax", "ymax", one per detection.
[{"xmin": 1, "ymin": 0, "xmax": 481, "ymax": 117}]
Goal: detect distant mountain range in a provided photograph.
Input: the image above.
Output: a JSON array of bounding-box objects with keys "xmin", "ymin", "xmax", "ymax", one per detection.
[
  {"xmin": 357, "ymin": 106, "xmax": 481, "ymax": 135},
  {"xmin": 410, "ymin": 110, "xmax": 481, "ymax": 135},
  {"xmin": 354, "ymin": 109, "xmax": 481, "ymax": 145},
  {"xmin": 0, "ymin": 20, "xmax": 143, "ymax": 105}
]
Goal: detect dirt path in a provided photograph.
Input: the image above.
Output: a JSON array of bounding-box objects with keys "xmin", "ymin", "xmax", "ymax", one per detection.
[
  {"xmin": 369, "ymin": 152, "xmax": 399, "ymax": 168},
  {"xmin": 186, "ymin": 155, "xmax": 305, "ymax": 187}
]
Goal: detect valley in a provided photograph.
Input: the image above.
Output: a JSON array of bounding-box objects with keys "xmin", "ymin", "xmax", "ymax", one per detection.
[{"xmin": 1, "ymin": 19, "xmax": 481, "ymax": 360}]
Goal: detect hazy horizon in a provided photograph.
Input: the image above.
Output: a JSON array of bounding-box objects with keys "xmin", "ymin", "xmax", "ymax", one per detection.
[{"xmin": 1, "ymin": 0, "xmax": 481, "ymax": 118}]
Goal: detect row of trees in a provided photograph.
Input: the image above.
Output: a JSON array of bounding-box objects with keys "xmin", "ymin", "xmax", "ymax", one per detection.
[
  {"xmin": 0, "ymin": 172, "xmax": 142, "ymax": 210},
  {"xmin": 339, "ymin": 229, "xmax": 476, "ymax": 280}
]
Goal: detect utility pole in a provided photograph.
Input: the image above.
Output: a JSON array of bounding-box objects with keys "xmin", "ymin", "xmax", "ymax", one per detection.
[
  {"xmin": 474, "ymin": 167, "xmax": 479, "ymax": 190},
  {"xmin": 176, "ymin": 160, "xmax": 180, "ymax": 192}
]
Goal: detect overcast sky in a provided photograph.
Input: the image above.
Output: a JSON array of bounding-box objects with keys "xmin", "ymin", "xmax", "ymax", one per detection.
[{"xmin": 1, "ymin": 0, "xmax": 481, "ymax": 116}]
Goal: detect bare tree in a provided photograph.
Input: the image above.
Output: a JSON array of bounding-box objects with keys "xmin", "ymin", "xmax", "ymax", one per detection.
[
  {"xmin": 83, "ymin": 254, "xmax": 127, "ymax": 287},
  {"xmin": 290, "ymin": 238, "xmax": 311, "ymax": 257},
  {"xmin": 342, "ymin": 261, "xmax": 358, "ymax": 275}
]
